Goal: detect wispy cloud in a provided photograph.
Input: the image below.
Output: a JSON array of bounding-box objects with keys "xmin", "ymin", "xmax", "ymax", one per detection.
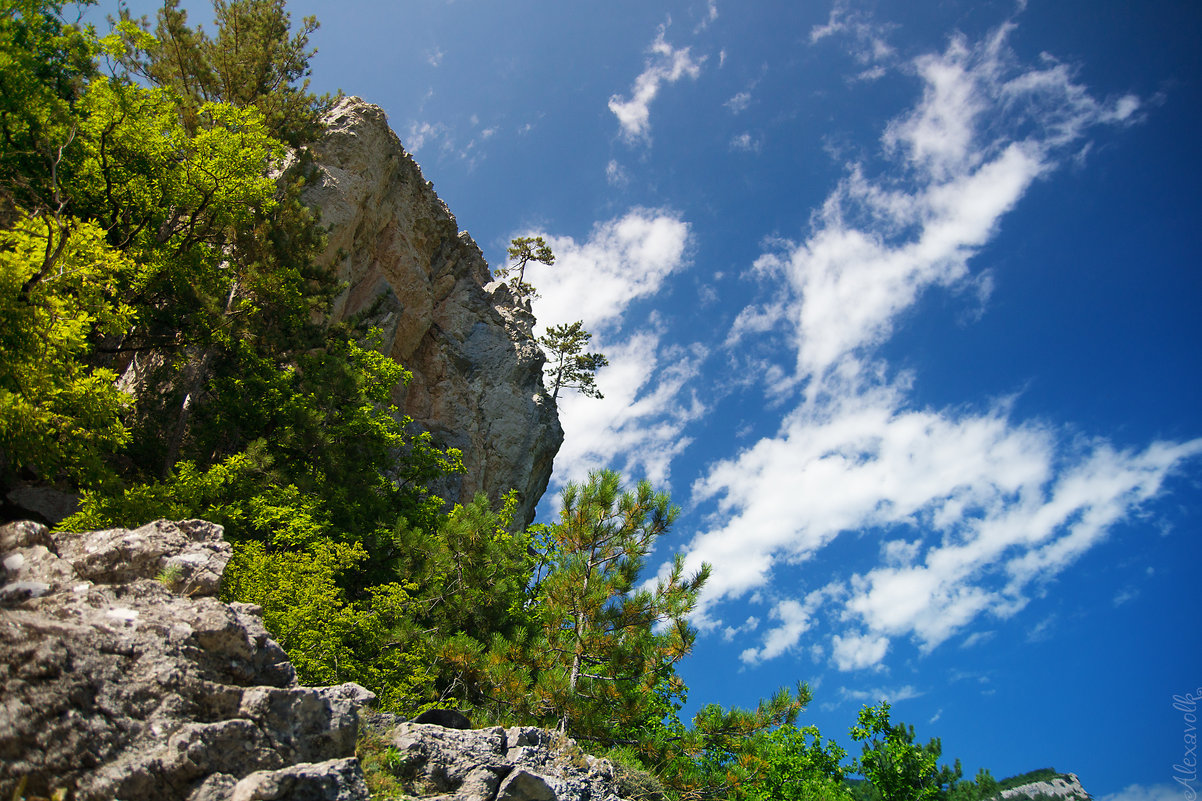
[
  {"xmin": 838, "ymin": 683, "xmax": 923, "ymax": 704},
  {"xmin": 405, "ymin": 120, "xmax": 451, "ymax": 154},
  {"xmin": 1098, "ymin": 785, "xmax": 1187, "ymax": 801},
  {"xmin": 673, "ymin": 19, "xmax": 1201, "ymax": 671},
  {"xmin": 606, "ymin": 159, "xmax": 630, "ymax": 187},
  {"xmin": 810, "ymin": 0, "xmax": 895, "ymax": 69},
  {"xmin": 730, "ymin": 132, "xmax": 761, "ymax": 153},
  {"xmin": 695, "ymin": 0, "xmax": 719, "ymax": 33},
  {"xmin": 725, "ymin": 90, "xmax": 752, "ymax": 114},
  {"xmin": 525, "ymin": 209, "xmax": 693, "ymax": 335},
  {"xmin": 609, "ymin": 25, "xmax": 704, "ymax": 143}
]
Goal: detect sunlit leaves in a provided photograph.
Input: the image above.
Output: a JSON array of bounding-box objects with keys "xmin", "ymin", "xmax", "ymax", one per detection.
[{"xmin": 0, "ymin": 216, "xmax": 134, "ymax": 485}]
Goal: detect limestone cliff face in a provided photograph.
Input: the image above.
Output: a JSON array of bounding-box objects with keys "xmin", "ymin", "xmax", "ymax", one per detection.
[
  {"xmin": 999, "ymin": 774, "xmax": 1091, "ymax": 801},
  {"xmin": 303, "ymin": 96, "xmax": 562, "ymax": 526}
]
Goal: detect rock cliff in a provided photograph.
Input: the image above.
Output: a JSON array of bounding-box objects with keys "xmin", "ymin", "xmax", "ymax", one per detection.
[
  {"xmin": 304, "ymin": 96, "xmax": 562, "ymax": 527},
  {"xmin": 0, "ymin": 520, "xmax": 639, "ymax": 801}
]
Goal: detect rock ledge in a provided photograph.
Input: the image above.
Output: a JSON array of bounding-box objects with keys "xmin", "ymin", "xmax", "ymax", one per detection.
[{"xmin": 0, "ymin": 519, "xmax": 373, "ymax": 801}]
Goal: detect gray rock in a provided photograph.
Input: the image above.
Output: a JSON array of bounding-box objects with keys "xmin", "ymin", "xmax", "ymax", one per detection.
[
  {"xmin": 304, "ymin": 97, "xmax": 563, "ymax": 527},
  {"xmin": 497, "ymin": 769, "xmax": 557, "ymax": 801},
  {"xmin": 225, "ymin": 758, "xmax": 370, "ymax": 801},
  {"xmin": 0, "ymin": 520, "xmax": 374, "ymax": 801},
  {"xmin": 381, "ymin": 721, "xmax": 631, "ymax": 801}
]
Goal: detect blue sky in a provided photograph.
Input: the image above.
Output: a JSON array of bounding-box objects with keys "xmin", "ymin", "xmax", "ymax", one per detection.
[{"xmin": 98, "ymin": 0, "xmax": 1201, "ymax": 795}]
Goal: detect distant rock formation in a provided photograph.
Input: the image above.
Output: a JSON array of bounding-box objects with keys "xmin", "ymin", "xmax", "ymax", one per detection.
[
  {"xmin": 0, "ymin": 519, "xmax": 374, "ymax": 801},
  {"xmin": 999, "ymin": 773, "xmax": 1092, "ymax": 801},
  {"xmin": 304, "ymin": 96, "xmax": 563, "ymax": 527}
]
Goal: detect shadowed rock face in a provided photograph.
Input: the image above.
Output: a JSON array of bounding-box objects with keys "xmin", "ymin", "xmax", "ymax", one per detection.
[
  {"xmin": 304, "ymin": 97, "xmax": 563, "ymax": 527},
  {"xmin": 0, "ymin": 519, "xmax": 373, "ymax": 801}
]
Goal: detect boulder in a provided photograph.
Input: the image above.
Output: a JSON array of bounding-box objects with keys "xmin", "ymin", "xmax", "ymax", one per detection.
[
  {"xmin": 375, "ymin": 720, "xmax": 633, "ymax": 801},
  {"xmin": 0, "ymin": 520, "xmax": 374, "ymax": 801}
]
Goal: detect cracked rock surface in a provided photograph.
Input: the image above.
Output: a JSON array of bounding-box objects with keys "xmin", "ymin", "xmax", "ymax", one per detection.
[
  {"xmin": 0, "ymin": 519, "xmax": 374, "ymax": 801},
  {"xmin": 377, "ymin": 720, "xmax": 636, "ymax": 801}
]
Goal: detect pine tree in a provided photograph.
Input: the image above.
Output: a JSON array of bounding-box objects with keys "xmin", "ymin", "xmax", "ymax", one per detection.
[
  {"xmin": 539, "ymin": 320, "xmax": 608, "ymax": 400},
  {"xmin": 527, "ymin": 470, "xmax": 710, "ymax": 740},
  {"xmin": 494, "ymin": 235, "xmax": 554, "ymax": 299},
  {"xmin": 109, "ymin": 0, "xmax": 328, "ymax": 144}
]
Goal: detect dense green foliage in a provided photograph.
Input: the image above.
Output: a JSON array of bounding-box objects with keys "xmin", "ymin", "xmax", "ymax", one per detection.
[
  {"xmin": 1, "ymin": 6, "xmax": 1052, "ymax": 801},
  {"xmin": 850, "ymin": 703, "xmax": 958, "ymax": 801},
  {"xmin": 994, "ymin": 769, "xmax": 1060, "ymax": 792}
]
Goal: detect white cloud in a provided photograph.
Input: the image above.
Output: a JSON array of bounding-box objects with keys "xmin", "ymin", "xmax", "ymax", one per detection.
[
  {"xmin": 841, "ymin": 437, "xmax": 1201, "ymax": 651},
  {"xmin": 609, "ymin": 25, "xmax": 704, "ymax": 143},
  {"xmin": 831, "ymin": 632, "xmax": 890, "ymax": 671},
  {"xmin": 725, "ymin": 91, "xmax": 752, "ymax": 114},
  {"xmin": 673, "ymin": 20, "xmax": 1202, "ymax": 672},
  {"xmin": 550, "ymin": 333, "xmax": 708, "ymax": 491},
  {"xmin": 722, "ymin": 615, "xmax": 759, "ymax": 642},
  {"xmin": 739, "ymin": 596, "xmax": 819, "ymax": 665},
  {"xmin": 730, "ymin": 132, "xmax": 761, "ymax": 152},
  {"xmin": 525, "ymin": 209, "xmax": 692, "ymax": 335},
  {"xmin": 737, "ymin": 21, "xmax": 1155, "ymax": 384}
]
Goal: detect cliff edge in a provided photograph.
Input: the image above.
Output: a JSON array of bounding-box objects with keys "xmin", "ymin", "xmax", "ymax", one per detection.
[{"xmin": 304, "ymin": 97, "xmax": 562, "ymax": 527}]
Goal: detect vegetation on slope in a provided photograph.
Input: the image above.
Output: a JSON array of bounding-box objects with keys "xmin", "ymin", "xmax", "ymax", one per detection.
[{"xmin": 0, "ymin": 3, "xmax": 1073, "ymax": 800}]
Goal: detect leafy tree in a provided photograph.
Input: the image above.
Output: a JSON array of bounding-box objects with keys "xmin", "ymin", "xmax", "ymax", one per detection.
[
  {"xmin": 494, "ymin": 234, "xmax": 554, "ymax": 299},
  {"xmin": 850, "ymin": 703, "xmax": 961, "ymax": 801},
  {"xmin": 107, "ymin": 0, "xmax": 327, "ymax": 145},
  {"xmin": 0, "ymin": 0, "xmax": 98, "ymax": 223},
  {"xmin": 539, "ymin": 320, "xmax": 608, "ymax": 400},
  {"xmin": 0, "ymin": 215, "xmax": 134, "ymax": 492},
  {"xmin": 442, "ymin": 471, "xmax": 708, "ymax": 740},
  {"xmin": 222, "ymin": 536, "xmax": 431, "ymax": 711},
  {"xmin": 532, "ymin": 469, "xmax": 710, "ymax": 737},
  {"xmin": 946, "ymin": 768, "xmax": 1000, "ymax": 801},
  {"xmin": 390, "ymin": 492, "xmax": 534, "ymax": 638},
  {"xmin": 738, "ymin": 724, "xmax": 852, "ymax": 801}
]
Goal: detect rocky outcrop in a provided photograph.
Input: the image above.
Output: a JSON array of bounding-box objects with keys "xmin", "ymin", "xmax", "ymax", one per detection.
[
  {"xmin": 0, "ymin": 519, "xmax": 374, "ymax": 801},
  {"xmin": 304, "ymin": 96, "xmax": 562, "ymax": 527},
  {"xmin": 999, "ymin": 774, "xmax": 1091, "ymax": 801},
  {"xmin": 368, "ymin": 718, "xmax": 643, "ymax": 801}
]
